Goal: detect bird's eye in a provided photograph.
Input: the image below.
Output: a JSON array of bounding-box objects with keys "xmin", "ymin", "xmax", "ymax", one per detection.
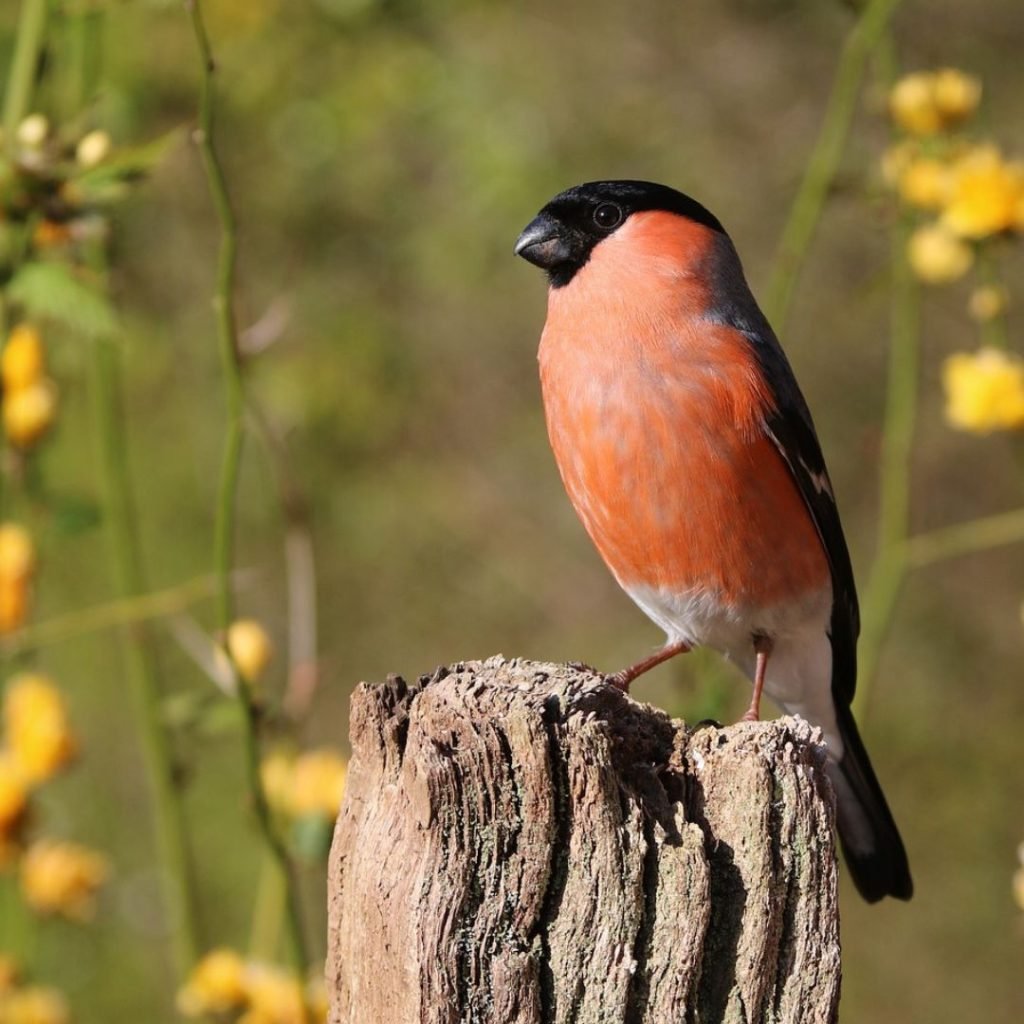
[{"xmin": 593, "ymin": 203, "xmax": 623, "ymax": 230}]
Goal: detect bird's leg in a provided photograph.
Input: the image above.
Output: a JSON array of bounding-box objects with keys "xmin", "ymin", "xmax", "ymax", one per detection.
[
  {"xmin": 742, "ymin": 634, "xmax": 774, "ymax": 722},
  {"xmin": 606, "ymin": 639, "xmax": 691, "ymax": 692}
]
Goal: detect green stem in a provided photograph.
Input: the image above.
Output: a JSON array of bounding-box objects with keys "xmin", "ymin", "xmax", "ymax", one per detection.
[
  {"xmin": 185, "ymin": 0, "xmax": 309, "ymax": 977},
  {"xmin": 853, "ymin": 212, "xmax": 919, "ymax": 719},
  {"xmin": 89, "ymin": 331, "xmax": 202, "ymax": 977},
  {"xmin": 0, "ymin": 573, "xmax": 222, "ymax": 655},
  {"xmin": 248, "ymin": 848, "xmax": 287, "ymax": 962},
  {"xmin": 2, "ymin": 0, "xmax": 48, "ymax": 145},
  {"xmin": 765, "ymin": 0, "xmax": 903, "ymax": 329},
  {"xmin": 903, "ymin": 506, "xmax": 1024, "ymax": 568}
]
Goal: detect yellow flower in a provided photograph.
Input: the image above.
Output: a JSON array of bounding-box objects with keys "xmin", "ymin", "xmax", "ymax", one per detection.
[
  {"xmin": 943, "ymin": 348, "xmax": 1024, "ymax": 434},
  {"xmin": 0, "ymin": 752, "xmax": 29, "ymax": 833},
  {"xmin": 20, "ymin": 839, "xmax": 109, "ymax": 920},
  {"xmin": 75, "ymin": 129, "xmax": 111, "ymax": 168},
  {"xmin": 889, "ymin": 72, "xmax": 943, "ymax": 136},
  {"xmin": 3, "ymin": 380, "xmax": 58, "ymax": 449},
  {"xmin": 177, "ymin": 949, "xmax": 249, "ymax": 1017},
  {"xmin": 889, "ymin": 69, "xmax": 981, "ymax": 137},
  {"xmin": 898, "ymin": 157, "xmax": 950, "ymax": 211},
  {"xmin": 932, "ymin": 68, "xmax": 982, "ymax": 125},
  {"xmin": 0, "ymin": 985, "xmax": 70, "ymax": 1024},
  {"xmin": 289, "ymin": 749, "xmax": 347, "ymax": 819},
  {"xmin": 1, "ymin": 326, "xmax": 45, "ymax": 394},
  {"xmin": 242, "ymin": 964, "xmax": 306, "ymax": 1024},
  {"xmin": 4, "ymin": 674, "xmax": 77, "ymax": 784},
  {"xmin": 968, "ymin": 284, "xmax": 1009, "ymax": 323},
  {"xmin": 226, "ymin": 619, "xmax": 273, "ymax": 683},
  {"xmin": 0, "ymin": 524, "xmax": 35, "ymax": 584},
  {"xmin": 906, "ymin": 223, "xmax": 973, "ymax": 284},
  {"xmin": 942, "ymin": 145, "xmax": 1024, "ymax": 239},
  {"xmin": 261, "ymin": 748, "xmax": 348, "ymax": 818}
]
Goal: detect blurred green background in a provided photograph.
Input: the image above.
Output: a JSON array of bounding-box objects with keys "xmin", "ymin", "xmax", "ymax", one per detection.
[{"xmin": 3, "ymin": 0, "xmax": 1024, "ymax": 1019}]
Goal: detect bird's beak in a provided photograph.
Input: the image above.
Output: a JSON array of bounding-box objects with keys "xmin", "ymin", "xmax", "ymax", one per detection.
[{"xmin": 514, "ymin": 213, "xmax": 570, "ymax": 270}]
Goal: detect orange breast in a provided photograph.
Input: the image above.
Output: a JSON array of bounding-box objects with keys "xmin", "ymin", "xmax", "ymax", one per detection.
[{"xmin": 538, "ymin": 212, "xmax": 829, "ymax": 609}]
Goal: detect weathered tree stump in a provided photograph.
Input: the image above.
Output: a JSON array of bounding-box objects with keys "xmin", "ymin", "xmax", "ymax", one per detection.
[{"xmin": 327, "ymin": 656, "xmax": 840, "ymax": 1024}]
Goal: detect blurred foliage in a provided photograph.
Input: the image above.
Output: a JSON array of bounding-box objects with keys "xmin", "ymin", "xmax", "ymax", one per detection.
[{"xmin": 0, "ymin": 0, "xmax": 1022, "ymax": 1021}]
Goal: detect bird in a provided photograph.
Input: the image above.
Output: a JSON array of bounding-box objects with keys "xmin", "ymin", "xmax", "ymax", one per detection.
[{"xmin": 514, "ymin": 180, "xmax": 912, "ymax": 902}]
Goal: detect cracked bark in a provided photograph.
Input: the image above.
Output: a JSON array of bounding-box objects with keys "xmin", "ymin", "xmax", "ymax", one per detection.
[{"xmin": 326, "ymin": 656, "xmax": 840, "ymax": 1024}]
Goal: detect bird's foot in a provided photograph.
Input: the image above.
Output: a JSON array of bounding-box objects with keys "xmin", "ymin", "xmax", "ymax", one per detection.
[
  {"xmin": 604, "ymin": 669, "xmax": 632, "ymax": 692},
  {"xmin": 603, "ymin": 639, "xmax": 692, "ymax": 694}
]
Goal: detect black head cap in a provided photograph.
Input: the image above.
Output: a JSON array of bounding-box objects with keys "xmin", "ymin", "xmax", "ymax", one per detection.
[{"xmin": 514, "ymin": 180, "xmax": 725, "ymax": 288}]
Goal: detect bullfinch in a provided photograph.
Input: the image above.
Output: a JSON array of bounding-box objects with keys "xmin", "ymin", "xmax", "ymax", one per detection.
[{"xmin": 515, "ymin": 179, "xmax": 912, "ymax": 903}]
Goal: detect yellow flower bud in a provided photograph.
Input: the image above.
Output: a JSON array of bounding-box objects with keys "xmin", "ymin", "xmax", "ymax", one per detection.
[
  {"xmin": 889, "ymin": 72, "xmax": 943, "ymax": 136},
  {"xmin": 0, "ymin": 753, "xmax": 29, "ymax": 833},
  {"xmin": 897, "ymin": 157, "xmax": 950, "ymax": 211},
  {"xmin": 75, "ymin": 129, "xmax": 112, "ymax": 168},
  {"xmin": 942, "ymin": 144, "xmax": 1024, "ymax": 240},
  {"xmin": 0, "ymin": 523, "xmax": 35, "ymax": 583},
  {"xmin": 1, "ymin": 325, "xmax": 45, "ymax": 393},
  {"xmin": 243, "ymin": 963, "xmax": 306, "ymax": 1024},
  {"xmin": 4, "ymin": 673, "xmax": 77, "ymax": 784},
  {"xmin": 906, "ymin": 223, "xmax": 973, "ymax": 284},
  {"xmin": 0, "ymin": 579, "xmax": 29, "ymax": 634},
  {"xmin": 177, "ymin": 949, "xmax": 249, "ymax": 1017},
  {"xmin": 31, "ymin": 220, "xmax": 72, "ymax": 250},
  {"xmin": 932, "ymin": 68, "xmax": 982, "ymax": 125},
  {"xmin": 889, "ymin": 68, "xmax": 981, "ymax": 137},
  {"xmin": 942, "ymin": 348, "xmax": 1024, "ymax": 434},
  {"xmin": 226, "ymin": 619, "xmax": 273, "ymax": 683},
  {"xmin": 0, "ymin": 985, "xmax": 70, "ymax": 1024},
  {"xmin": 16, "ymin": 114, "xmax": 49, "ymax": 149},
  {"xmin": 3, "ymin": 380, "xmax": 58, "ymax": 449},
  {"xmin": 0, "ymin": 955, "xmax": 19, "ymax": 992},
  {"xmin": 967, "ymin": 284, "xmax": 1009, "ymax": 323},
  {"xmin": 289, "ymin": 748, "xmax": 348, "ymax": 818},
  {"xmin": 20, "ymin": 839, "xmax": 109, "ymax": 920},
  {"xmin": 880, "ymin": 140, "xmax": 919, "ymax": 188}
]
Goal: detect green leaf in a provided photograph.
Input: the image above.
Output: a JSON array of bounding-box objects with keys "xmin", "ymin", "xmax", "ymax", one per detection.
[{"xmin": 7, "ymin": 261, "xmax": 118, "ymax": 338}]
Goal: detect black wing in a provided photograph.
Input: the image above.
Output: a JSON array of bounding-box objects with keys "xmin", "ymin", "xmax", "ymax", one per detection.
[
  {"xmin": 706, "ymin": 234, "xmax": 860, "ymax": 704},
  {"xmin": 761, "ymin": 392, "xmax": 860, "ymax": 704}
]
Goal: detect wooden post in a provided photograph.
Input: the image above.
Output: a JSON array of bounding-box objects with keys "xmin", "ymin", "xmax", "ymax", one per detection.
[{"xmin": 326, "ymin": 656, "xmax": 840, "ymax": 1024}]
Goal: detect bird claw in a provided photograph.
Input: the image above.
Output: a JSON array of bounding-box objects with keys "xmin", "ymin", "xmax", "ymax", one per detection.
[{"xmin": 603, "ymin": 670, "xmax": 631, "ymax": 692}]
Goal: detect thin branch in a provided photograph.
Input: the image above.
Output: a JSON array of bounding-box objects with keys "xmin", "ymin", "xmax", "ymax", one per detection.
[
  {"xmin": 903, "ymin": 506, "xmax": 1024, "ymax": 568},
  {"xmin": 764, "ymin": 0, "xmax": 904, "ymax": 330},
  {"xmin": 0, "ymin": 572, "xmax": 233, "ymax": 655},
  {"xmin": 89, "ymin": 329, "xmax": 202, "ymax": 974},
  {"xmin": 184, "ymin": 0, "xmax": 310, "ymax": 977},
  {"xmin": 854, "ymin": 210, "xmax": 919, "ymax": 719},
  {"xmin": 2, "ymin": 0, "xmax": 48, "ymax": 145}
]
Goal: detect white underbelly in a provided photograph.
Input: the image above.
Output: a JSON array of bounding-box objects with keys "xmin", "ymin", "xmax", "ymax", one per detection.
[{"xmin": 624, "ymin": 580, "xmax": 844, "ymax": 757}]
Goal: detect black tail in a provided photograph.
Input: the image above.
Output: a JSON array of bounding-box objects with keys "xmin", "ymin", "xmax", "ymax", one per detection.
[{"xmin": 825, "ymin": 701, "xmax": 913, "ymax": 902}]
